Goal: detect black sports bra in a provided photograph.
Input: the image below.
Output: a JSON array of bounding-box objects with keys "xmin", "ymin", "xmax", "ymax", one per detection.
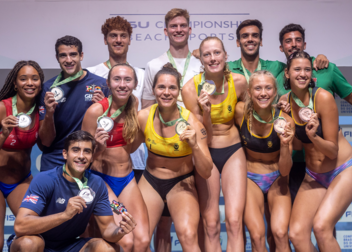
[
  {"xmin": 240, "ymin": 107, "xmax": 282, "ymax": 153},
  {"xmin": 288, "ymin": 87, "xmax": 324, "ymax": 144}
]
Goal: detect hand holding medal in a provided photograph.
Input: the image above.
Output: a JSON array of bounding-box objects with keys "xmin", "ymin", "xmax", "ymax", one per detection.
[
  {"xmin": 305, "ymin": 113, "xmax": 319, "ymax": 139},
  {"xmin": 11, "ymin": 95, "xmax": 35, "ymax": 129},
  {"xmin": 0, "ymin": 115, "xmax": 19, "ymax": 137},
  {"xmin": 97, "ymin": 96, "xmax": 126, "ymax": 132},
  {"xmin": 50, "ymin": 70, "xmax": 83, "ymax": 102},
  {"xmin": 278, "ymin": 121, "xmax": 294, "ymax": 145},
  {"xmin": 63, "ymin": 164, "xmax": 95, "ymax": 204},
  {"xmin": 178, "ymin": 123, "xmax": 197, "ymax": 148},
  {"xmin": 292, "ymin": 88, "xmax": 314, "ymax": 122},
  {"xmin": 253, "ymin": 109, "xmax": 287, "ymax": 134},
  {"xmin": 197, "ymin": 91, "xmax": 211, "ymax": 113}
]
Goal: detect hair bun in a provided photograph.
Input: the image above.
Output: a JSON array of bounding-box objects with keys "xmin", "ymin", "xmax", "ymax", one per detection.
[{"xmin": 162, "ymin": 63, "xmax": 182, "ymax": 79}]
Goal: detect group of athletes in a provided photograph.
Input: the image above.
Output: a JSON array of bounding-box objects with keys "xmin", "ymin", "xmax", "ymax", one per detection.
[{"xmin": 0, "ymin": 7, "xmax": 351, "ymax": 252}]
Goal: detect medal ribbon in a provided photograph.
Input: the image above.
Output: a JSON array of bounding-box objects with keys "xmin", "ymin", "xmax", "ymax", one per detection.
[
  {"xmin": 97, "ymin": 96, "xmax": 126, "ymax": 122},
  {"xmin": 106, "ymin": 60, "xmax": 129, "ymax": 69},
  {"xmin": 50, "ymin": 70, "xmax": 84, "ymax": 89},
  {"xmin": 12, "ymin": 95, "xmax": 36, "ymax": 116},
  {"xmin": 63, "ymin": 164, "xmax": 88, "ymax": 190},
  {"xmin": 158, "ymin": 105, "xmax": 184, "ymax": 126},
  {"xmin": 252, "ymin": 108, "xmax": 284, "ymax": 124},
  {"xmin": 198, "ymin": 72, "xmax": 225, "ymax": 96},
  {"xmin": 291, "ymin": 88, "xmax": 313, "ymax": 110},
  {"xmin": 241, "ymin": 59, "xmax": 262, "ymax": 84},
  {"xmin": 167, "ymin": 50, "xmax": 191, "ymax": 89}
]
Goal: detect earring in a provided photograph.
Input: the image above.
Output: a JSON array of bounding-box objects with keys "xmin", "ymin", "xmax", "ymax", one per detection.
[{"xmin": 14, "ymin": 86, "xmax": 17, "ymax": 91}]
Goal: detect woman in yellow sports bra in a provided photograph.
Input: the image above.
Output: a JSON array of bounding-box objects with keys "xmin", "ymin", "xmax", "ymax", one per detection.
[
  {"xmin": 182, "ymin": 36, "xmax": 248, "ymax": 252},
  {"xmin": 234, "ymin": 70, "xmax": 294, "ymax": 252},
  {"xmin": 134, "ymin": 63, "xmax": 212, "ymax": 252}
]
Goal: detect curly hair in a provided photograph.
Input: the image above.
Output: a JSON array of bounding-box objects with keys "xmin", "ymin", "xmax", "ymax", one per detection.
[
  {"xmin": 101, "ymin": 16, "xmax": 133, "ymax": 38},
  {"xmin": 0, "ymin": 61, "xmax": 44, "ymax": 103}
]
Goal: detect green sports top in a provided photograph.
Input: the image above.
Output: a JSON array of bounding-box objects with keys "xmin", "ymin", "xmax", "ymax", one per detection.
[{"xmin": 227, "ymin": 58, "xmax": 286, "ymax": 79}]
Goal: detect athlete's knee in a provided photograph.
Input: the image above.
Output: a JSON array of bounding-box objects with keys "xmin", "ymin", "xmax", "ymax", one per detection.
[
  {"xmin": 249, "ymin": 231, "xmax": 266, "ymax": 250},
  {"xmin": 225, "ymin": 214, "xmax": 243, "ymax": 236},
  {"xmin": 288, "ymin": 224, "xmax": 307, "ymax": 246},
  {"xmin": 203, "ymin": 217, "xmax": 220, "ymax": 239},
  {"xmin": 272, "ymin": 226, "xmax": 288, "ymax": 243},
  {"xmin": 133, "ymin": 235, "xmax": 150, "ymax": 251},
  {"xmin": 313, "ymin": 219, "xmax": 333, "ymax": 241},
  {"xmin": 13, "ymin": 236, "xmax": 44, "ymax": 252},
  {"xmin": 119, "ymin": 236, "xmax": 134, "ymax": 251},
  {"xmin": 177, "ymin": 226, "xmax": 198, "ymax": 246},
  {"xmin": 87, "ymin": 238, "xmax": 115, "ymax": 252}
]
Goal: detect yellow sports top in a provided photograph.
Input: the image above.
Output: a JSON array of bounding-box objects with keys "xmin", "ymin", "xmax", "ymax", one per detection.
[
  {"xmin": 144, "ymin": 104, "xmax": 193, "ymax": 158},
  {"xmin": 193, "ymin": 73, "xmax": 237, "ymax": 124}
]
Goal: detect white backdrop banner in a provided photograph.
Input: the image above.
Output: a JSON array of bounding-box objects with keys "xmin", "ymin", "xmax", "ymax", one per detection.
[{"xmin": 0, "ymin": 1, "xmax": 352, "ymax": 69}]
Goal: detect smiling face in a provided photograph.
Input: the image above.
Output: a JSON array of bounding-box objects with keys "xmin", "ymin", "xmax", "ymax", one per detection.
[
  {"xmin": 164, "ymin": 16, "xmax": 191, "ymax": 47},
  {"xmin": 62, "ymin": 140, "xmax": 93, "ymax": 177},
  {"xmin": 285, "ymin": 57, "xmax": 312, "ymax": 91},
  {"xmin": 56, "ymin": 45, "xmax": 83, "ymax": 78},
  {"xmin": 105, "ymin": 29, "xmax": 131, "ymax": 57},
  {"xmin": 248, "ymin": 74, "xmax": 277, "ymax": 110},
  {"xmin": 280, "ymin": 31, "xmax": 306, "ymax": 59},
  {"xmin": 153, "ymin": 74, "xmax": 179, "ymax": 108},
  {"xmin": 108, "ymin": 66, "xmax": 136, "ymax": 102},
  {"xmin": 236, "ymin": 25, "xmax": 262, "ymax": 57},
  {"xmin": 14, "ymin": 65, "xmax": 42, "ymax": 100},
  {"xmin": 200, "ymin": 39, "xmax": 228, "ymax": 75}
]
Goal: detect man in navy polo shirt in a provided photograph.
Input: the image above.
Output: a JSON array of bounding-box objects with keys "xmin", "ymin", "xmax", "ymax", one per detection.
[
  {"xmin": 9, "ymin": 131, "xmax": 136, "ymax": 252},
  {"xmin": 39, "ymin": 36, "xmax": 109, "ymax": 171}
]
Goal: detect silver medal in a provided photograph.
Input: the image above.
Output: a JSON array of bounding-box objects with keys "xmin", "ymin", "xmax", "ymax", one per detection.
[
  {"xmin": 97, "ymin": 117, "xmax": 114, "ymax": 132},
  {"xmin": 299, "ymin": 107, "xmax": 313, "ymax": 122},
  {"xmin": 175, "ymin": 120, "xmax": 189, "ymax": 135},
  {"xmin": 202, "ymin": 80, "xmax": 216, "ymax": 95},
  {"xmin": 17, "ymin": 114, "xmax": 32, "ymax": 128},
  {"xmin": 51, "ymin": 87, "xmax": 64, "ymax": 102},
  {"xmin": 78, "ymin": 187, "xmax": 95, "ymax": 204},
  {"xmin": 273, "ymin": 118, "xmax": 287, "ymax": 134}
]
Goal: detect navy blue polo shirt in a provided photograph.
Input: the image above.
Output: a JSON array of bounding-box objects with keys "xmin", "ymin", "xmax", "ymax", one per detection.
[
  {"xmin": 20, "ymin": 166, "xmax": 112, "ymax": 249},
  {"xmin": 39, "ymin": 70, "xmax": 109, "ymax": 171}
]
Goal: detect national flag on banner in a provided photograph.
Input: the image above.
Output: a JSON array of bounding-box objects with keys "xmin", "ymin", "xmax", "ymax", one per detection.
[
  {"xmin": 22, "ymin": 195, "xmax": 39, "ymax": 204},
  {"xmin": 39, "ymin": 106, "xmax": 45, "ymax": 114}
]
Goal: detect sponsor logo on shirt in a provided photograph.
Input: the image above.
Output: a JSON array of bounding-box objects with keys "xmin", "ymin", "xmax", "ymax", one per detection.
[
  {"xmin": 86, "ymin": 84, "xmax": 101, "ymax": 93},
  {"xmin": 174, "ymin": 143, "xmax": 179, "ymax": 151},
  {"xmin": 56, "ymin": 198, "xmax": 65, "ymax": 204},
  {"xmin": 22, "ymin": 194, "xmax": 39, "ymax": 204},
  {"xmin": 39, "ymin": 106, "xmax": 45, "ymax": 114},
  {"xmin": 85, "ymin": 94, "xmax": 93, "ymax": 101},
  {"xmin": 268, "ymin": 141, "xmax": 273, "ymax": 148}
]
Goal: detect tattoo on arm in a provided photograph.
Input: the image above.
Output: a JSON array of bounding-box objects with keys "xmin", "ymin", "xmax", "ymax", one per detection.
[{"xmin": 200, "ymin": 128, "xmax": 207, "ymax": 136}]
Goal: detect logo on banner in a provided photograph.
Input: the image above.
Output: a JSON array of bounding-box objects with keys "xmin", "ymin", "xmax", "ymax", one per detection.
[{"xmin": 22, "ymin": 194, "xmax": 39, "ymax": 204}]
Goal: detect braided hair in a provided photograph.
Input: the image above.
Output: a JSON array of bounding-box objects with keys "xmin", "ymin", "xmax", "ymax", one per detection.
[{"xmin": 0, "ymin": 61, "xmax": 44, "ymax": 102}]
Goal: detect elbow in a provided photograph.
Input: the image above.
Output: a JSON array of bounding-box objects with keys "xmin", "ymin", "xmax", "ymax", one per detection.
[
  {"xmin": 14, "ymin": 222, "xmax": 27, "ymax": 237},
  {"xmin": 328, "ymin": 149, "xmax": 338, "ymax": 160},
  {"xmin": 199, "ymin": 163, "xmax": 213, "ymax": 179}
]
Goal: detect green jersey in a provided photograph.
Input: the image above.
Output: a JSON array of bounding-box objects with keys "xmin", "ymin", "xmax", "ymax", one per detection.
[
  {"xmin": 228, "ymin": 58, "xmax": 286, "ymax": 78},
  {"xmin": 277, "ymin": 56, "xmax": 352, "ymax": 98}
]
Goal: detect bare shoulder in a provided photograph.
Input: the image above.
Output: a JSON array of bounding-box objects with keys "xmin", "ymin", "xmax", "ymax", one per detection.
[
  {"xmin": 281, "ymin": 111, "xmax": 294, "ymax": 125},
  {"xmin": 316, "ymin": 88, "xmax": 334, "ymax": 104},
  {"xmin": 87, "ymin": 102, "xmax": 104, "ymax": 117},
  {"xmin": 0, "ymin": 101, "xmax": 6, "ymax": 120},
  {"xmin": 279, "ymin": 93, "xmax": 289, "ymax": 102},
  {"xmin": 231, "ymin": 72, "xmax": 245, "ymax": 82},
  {"xmin": 182, "ymin": 77, "xmax": 196, "ymax": 93},
  {"xmin": 138, "ymin": 106, "xmax": 153, "ymax": 120}
]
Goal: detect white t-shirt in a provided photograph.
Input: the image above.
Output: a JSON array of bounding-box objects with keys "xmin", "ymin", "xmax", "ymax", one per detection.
[
  {"xmin": 142, "ymin": 52, "xmax": 202, "ymax": 107},
  {"xmin": 87, "ymin": 63, "xmax": 146, "ymax": 170}
]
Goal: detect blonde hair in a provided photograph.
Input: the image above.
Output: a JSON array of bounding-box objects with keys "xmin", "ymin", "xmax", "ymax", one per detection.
[
  {"xmin": 107, "ymin": 63, "xmax": 139, "ymax": 143},
  {"xmin": 165, "ymin": 8, "xmax": 190, "ymax": 27},
  {"xmin": 199, "ymin": 37, "xmax": 231, "ymax": 82},
  {"xmin": 243, "ymin": 70, "xmax": 278, "ymax": 134}
]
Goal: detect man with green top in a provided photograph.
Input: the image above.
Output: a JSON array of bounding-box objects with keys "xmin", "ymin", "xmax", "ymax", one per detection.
[
  {"xmin": 38, "ymin": 36, "xmax": 109, "ymax": 171},
  {"xmin": 227, "ymin": 19, "xmax": 286, "ymax": 81},
  {"xmin": 276, "ymin": 23, "xmax": 352, "ymax": 104}
]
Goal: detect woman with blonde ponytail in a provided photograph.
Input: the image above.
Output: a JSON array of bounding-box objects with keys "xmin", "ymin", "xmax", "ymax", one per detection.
[
  {"xmin": 234, "ymin": 70, "xmax": 294, "ymax": 252},
  {"xmin": 82, "ymin": 63, "xmax": 150, "ymax": 252}
]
